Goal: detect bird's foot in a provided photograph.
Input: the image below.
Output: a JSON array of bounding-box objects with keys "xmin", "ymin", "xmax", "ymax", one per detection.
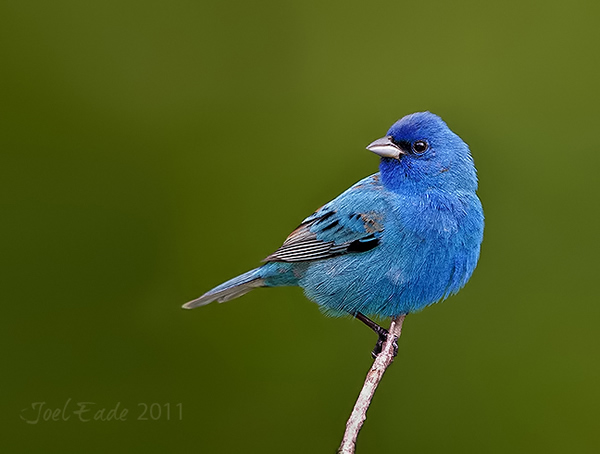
[
  {"xmin": 371, "ymin": 329, "xmax": 399, "ymax": 359},
  {"xmin": 353, "ymin": 312, "xmax": 400, "ymax": 359}
]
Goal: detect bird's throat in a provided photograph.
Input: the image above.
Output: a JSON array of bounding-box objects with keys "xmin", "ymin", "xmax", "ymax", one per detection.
[{"xmin": 379, "ymin": 157, "xmax": 412, "ymax": 192}]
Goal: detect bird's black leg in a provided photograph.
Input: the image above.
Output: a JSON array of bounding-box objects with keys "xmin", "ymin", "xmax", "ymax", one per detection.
[{"xmin": 354, "ymin": 312, "xmax": 399, "ymax": 359}]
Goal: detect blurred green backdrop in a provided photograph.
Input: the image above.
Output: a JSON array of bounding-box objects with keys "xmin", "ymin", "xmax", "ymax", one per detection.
[{"xmin": 1, "ymin": 0, "xmax": 599, "ymax": 453}]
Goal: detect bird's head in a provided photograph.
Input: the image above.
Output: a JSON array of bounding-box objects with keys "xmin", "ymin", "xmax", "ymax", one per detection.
[{"xmin": 367, "ymin": 112, "xmax": 477, "ymax": 192}]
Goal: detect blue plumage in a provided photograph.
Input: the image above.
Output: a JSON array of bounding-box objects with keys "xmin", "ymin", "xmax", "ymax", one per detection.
[{"xmin": 184, "ymin": 112, "xmax": 484, "ymax": 320}]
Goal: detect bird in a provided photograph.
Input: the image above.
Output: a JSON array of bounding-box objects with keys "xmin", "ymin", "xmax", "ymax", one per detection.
[{"xmin": 183, "ymin": 112, "xmax": 484, "ymax": 356}]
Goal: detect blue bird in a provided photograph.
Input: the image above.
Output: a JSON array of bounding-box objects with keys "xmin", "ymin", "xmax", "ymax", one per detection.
[{"xmin": 184, "ymin": 112, "xmax": 484, "ymax": 356}]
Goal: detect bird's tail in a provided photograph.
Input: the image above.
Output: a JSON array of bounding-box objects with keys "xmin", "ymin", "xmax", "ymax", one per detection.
[{"xmin": 182, "ymin": 268, "xmax": 265, "ymax": 309}]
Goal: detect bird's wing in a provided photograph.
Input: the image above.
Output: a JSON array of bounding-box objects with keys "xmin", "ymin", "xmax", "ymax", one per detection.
[{"xmin": 263, "ymin": 174, "xmax": 386, "ymax": 263}]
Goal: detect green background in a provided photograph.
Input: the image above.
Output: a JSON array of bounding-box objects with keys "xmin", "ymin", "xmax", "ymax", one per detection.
[{"xmin": 2, "ymin": 1, "xmax": 599, "ymax": 452}]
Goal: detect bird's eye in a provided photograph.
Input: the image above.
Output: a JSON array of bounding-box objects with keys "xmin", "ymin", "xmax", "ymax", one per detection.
[{"xmin": 412, "ymin": 140, "xmax": 428, "ymax": 154}]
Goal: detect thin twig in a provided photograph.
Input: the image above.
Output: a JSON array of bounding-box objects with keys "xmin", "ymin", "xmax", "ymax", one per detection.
[{"xmin": 338, "ymin": 315, "xmax": 406, "ymax": 454}]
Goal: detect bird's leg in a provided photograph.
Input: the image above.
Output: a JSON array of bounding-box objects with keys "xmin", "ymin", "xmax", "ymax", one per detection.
[{"xmin": 354, "ymin": 312, "xmax": 399, "ymax": 359}]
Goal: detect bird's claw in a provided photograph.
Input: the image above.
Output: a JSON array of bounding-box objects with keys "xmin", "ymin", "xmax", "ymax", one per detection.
[{"xmin": 371, "ymin": 329, "xmax": 399, "ymax": 359}]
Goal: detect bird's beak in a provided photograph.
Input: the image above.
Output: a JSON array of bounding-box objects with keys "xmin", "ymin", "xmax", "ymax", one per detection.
[{"xmin": 366, "ymin": 136, "xmax": 405, "ymax": 159}]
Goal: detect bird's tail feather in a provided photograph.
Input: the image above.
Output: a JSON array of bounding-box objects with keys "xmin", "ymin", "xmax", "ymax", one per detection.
[{"xmin": 182, "ymin": 268, "xmax": 265, "ymax": 309}]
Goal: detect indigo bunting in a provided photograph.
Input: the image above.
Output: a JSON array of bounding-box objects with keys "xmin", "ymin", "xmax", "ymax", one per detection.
[{"xmin": 184, "ymin": 112, "xmax": 484, "ymax": 355}]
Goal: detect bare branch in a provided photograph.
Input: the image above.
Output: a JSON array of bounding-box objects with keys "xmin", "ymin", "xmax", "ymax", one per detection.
[{"xmin": 338, "ymin": 315, "xmax": 406, "ymax": 454}]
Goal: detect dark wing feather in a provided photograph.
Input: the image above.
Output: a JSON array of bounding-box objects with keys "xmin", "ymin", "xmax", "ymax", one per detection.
[{"xmin": 263, "ymin": 175, "xmax": 385, "ymax": 263}]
